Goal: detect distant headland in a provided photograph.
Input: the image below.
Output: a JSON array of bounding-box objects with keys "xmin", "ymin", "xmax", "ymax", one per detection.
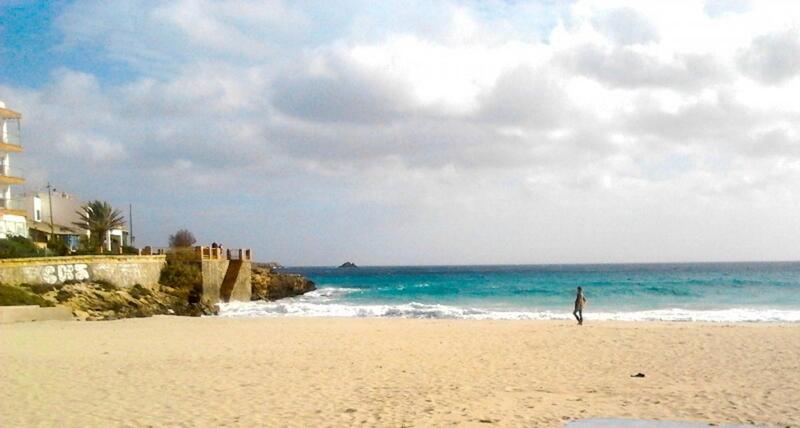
[{"xmin": 338, "ymin": 262, "xmax": 358, "ymax": 268}]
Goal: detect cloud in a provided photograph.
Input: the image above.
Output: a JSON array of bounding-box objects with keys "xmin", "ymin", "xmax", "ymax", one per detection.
[
  {"xmin": 591, "ymin": 7, "xmax": 659, "ymax": 45},
  {"xmin": 476, "ymin": 65, "xmax": 566, "ymax": 128},
  {"xmin": 271, "ymin": 51, "xmax": 414, "ymax": 124},
  {"xmin": 558, "ymin": 44, "xmax": 726, "ymax": 90},
  {"xmin": 60, "ymin": 134, "xmax": 127, "ymax": 162},
  {"xmin": 4, "ymin": 0, "xmax": 800, "ymax": 264},
  {"xmin": 704, "ymin": 0, "xmax": 752, "ymax": 18},
  {"xmin": 55, "ymin": 0, "xmax": 311, "ymax": 76},
  {"xmin": 737, "ymin": 29, "xmax": 800, "ymax": 85}
]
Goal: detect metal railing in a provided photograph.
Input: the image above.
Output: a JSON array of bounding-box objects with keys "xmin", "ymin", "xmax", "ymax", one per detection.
[{"xmin": 0, "ymin": 197, "xmax": 25, "ymax": 210}]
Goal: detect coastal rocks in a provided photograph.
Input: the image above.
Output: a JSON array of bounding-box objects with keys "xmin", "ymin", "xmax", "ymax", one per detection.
[
  {"xmin": 251, "ymin": 266, "xmax": 316, "ymax": 301},
  {"xmin": 338, "ymin": 262, "xmax": 358, "ymax": 268},
  {"xmin": 27, "ymin": 281, "xmax": 218, "ymax": 321}
]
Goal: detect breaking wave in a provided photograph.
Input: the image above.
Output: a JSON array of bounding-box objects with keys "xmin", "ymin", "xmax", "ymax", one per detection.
[{"xmin": 219, "ymin": 288, "xmax": 800, "ymax": 322}]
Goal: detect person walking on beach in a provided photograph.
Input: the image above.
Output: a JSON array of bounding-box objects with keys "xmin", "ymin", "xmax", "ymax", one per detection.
[{"xmin": 573, "ymin": 286, "xmax": 587, "ymax": 325}]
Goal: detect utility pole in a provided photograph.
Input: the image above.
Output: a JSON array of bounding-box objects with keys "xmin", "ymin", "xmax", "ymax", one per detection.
[
  {"xmin": 129, "ymin": 203, "xmax": 134, "ymax": 246},
  {"xmin": 46, "ymin": 183, "xmax": 55, "ymax": 242}
]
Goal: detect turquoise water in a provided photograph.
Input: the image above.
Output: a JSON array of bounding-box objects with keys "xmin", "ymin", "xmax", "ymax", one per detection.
[{"xmin": 220, "ymin": 263, "xmax": 800, "ymax": 322}]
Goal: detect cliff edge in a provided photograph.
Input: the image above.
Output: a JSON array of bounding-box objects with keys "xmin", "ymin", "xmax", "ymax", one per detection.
[{"xmin": 251, "ymin": 265, "xmax": 316, "ymax": 301}]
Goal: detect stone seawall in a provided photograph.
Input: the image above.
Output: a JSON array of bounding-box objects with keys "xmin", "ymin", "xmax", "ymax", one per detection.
[{"xmin": 0, "ymin": 255, "xmax": 166, "ymax": 289}]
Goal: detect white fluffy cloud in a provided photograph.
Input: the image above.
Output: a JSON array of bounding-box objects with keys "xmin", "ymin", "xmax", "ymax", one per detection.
[{"xmin": 3, "ymin": 0, "xmax": 800, "ymax": 264}]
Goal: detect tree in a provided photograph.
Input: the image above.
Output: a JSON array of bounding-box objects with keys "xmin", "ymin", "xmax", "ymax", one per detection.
[
  {"xmin": 72, "ymin": 200, "xmax": 125, "ymax": 253},
  {"xmin": 169, "ymin": 229, "xmax": 196, "ymax": 248}
]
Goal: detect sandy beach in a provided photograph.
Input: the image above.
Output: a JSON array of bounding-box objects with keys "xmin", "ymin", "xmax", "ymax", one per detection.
[{"xmin": 1, "ymin": 317, "xmax": 798, "ymax": 427}]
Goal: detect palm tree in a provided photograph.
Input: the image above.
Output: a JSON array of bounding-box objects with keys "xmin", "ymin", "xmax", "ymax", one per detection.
[{"xmin": 73, "ymin": 200, "xmax": 126, "ymax": 253}]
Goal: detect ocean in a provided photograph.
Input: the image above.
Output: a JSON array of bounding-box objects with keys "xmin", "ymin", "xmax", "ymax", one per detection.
[{"xmin": 219, "ymin": 262, "xmax": 800, "ymax": 322}]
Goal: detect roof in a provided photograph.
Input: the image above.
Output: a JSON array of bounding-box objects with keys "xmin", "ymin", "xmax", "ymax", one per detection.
[
  {"xmin": 0, "ymin": 107, "xmax": 21, "ymax": 119},
  {"xmin": 29, "ymin": 222, "xmax": 81, "ymax": 235}
]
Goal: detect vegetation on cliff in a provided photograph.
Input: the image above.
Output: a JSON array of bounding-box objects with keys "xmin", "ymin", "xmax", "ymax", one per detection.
[
  {"xmin": 0, "ymin": 283, "xmax": 54, "ymax": 307},
  {"xmin": 6, "ymin": 279, "xmax": 218, "ymax": 321},
  {"xmin": 159, "ymin": 250, "xmax": 217, "ymax": 314}
]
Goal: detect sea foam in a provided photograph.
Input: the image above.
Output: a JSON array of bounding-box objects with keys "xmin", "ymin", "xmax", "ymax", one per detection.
[{"xmin": 219, "ymin": 291, "xmax": 800, "ymax": 323}]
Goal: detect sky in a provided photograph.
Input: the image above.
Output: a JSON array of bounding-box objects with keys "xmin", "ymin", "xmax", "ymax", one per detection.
[{"xmin": 1, "ymin": 0, "xmax": 800, "ymax": 266}]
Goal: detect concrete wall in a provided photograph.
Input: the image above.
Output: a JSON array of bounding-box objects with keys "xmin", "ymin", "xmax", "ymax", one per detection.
[
  {"xmin": 0, "ymin": 305, "xmax": 73, "ymax": 323},
  {"xmin": 229, "ymin": 260, "xmax": 252, "ymax": 302},
  {"xmin": 0, "ymin": 255, "xmax": 166, "ymax": 288},
  {"xmin": 201, "ymin": 259, "xmax": 228, "ymax": 303},
  {"xmin": 201, "ymin": 259, "xmax": 251, "ymax": 303}
]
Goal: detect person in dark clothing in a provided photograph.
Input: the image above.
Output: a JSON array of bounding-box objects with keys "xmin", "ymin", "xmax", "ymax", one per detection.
[{"xmin": 573, "ymin": 286, "xmax": 587, "ymax": 325}]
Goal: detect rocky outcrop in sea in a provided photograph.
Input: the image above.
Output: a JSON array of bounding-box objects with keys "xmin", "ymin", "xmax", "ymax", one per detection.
[{"xmin": 250, "ymin": 265, "xmax": 316, "ymax": 301}]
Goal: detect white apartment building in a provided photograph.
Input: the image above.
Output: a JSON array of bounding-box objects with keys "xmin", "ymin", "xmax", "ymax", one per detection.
[{"xmin": 0, "ymin": 100, "xmax": 28, "ymax": 239}]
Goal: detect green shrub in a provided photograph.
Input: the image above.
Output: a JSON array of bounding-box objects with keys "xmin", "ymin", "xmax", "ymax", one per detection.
[
  {"xmin": 46, "ymin": 239, "xmax": 70, "ymax": 256},
  {"xmin": 0, "ymin": 284, "xmax": 54, "ymax": 307},
  {"xmin": 166, "ymin": 248, "xmax": 199, "ymax": 263},
  {"xmin": 129, "ymin": 284, "xmax": 151, "ymax": 299},
  {"xmin": 93, "ymin": 280, "xmax": 117, "ymax": 291},
  {"xmin": 122, "ymin": 245, "xmax": 139, "ymax": 255},
  {"xmin": 20, "ymin": 283, "xmax": 58, "ymax": 294},
  {"xmin": 159, "ymin": 259, "xmax": 202, "ymax": 300},
  {"xmin": 0, "ymin": 236, "xmax": 44, "ymax": 259},
  {"xmin": 55, "ymin": 289, "xmax": 73, "ymax": 303},
  {"xmin": 71, "ymin": 235, "xmax": 101, "ymax": 255}
]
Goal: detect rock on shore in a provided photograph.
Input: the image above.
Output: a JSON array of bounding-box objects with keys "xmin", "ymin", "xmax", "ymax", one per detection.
[{"xmin": 251, "ymin": 265, "xmax": 316, "ymax": 301}]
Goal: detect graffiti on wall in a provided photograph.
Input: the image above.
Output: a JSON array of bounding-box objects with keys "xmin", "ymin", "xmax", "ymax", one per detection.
[{"xmin": 41, "ymin": 264, "xmax": 91, "ymax": 284}]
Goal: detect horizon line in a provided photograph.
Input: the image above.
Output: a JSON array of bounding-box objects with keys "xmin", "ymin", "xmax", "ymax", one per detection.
[{"xmin": 272, "ymin": 259, "xmax": 800, "ymax": 269}]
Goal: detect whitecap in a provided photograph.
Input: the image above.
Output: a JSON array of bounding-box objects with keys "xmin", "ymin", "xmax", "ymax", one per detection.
[{"xmin": 219, "ymin": 300, "xmax": 800, "ymax": 322}]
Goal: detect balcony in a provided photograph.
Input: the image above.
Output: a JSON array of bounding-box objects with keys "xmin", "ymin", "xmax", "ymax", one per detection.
[
  {"xmin": 0, "ymin": 197, "xmax": 27, "ymax": 217},
  {"xmin": 0, "ymin": 113, "xmax": 23, "ymax": 152},
  {"xmin": 0, "ymin": 161, "xmax": 25, "ymax": 185},
  {"xmin": 0, "ymin": 171, "xmax": 24, "ymax": 186},
  {"xmin": 0, "ymin": 106, "xmax": 21, "ymax": 120}
]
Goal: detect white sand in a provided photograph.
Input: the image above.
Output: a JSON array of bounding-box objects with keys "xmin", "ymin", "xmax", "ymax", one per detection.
[{"xmin": 1, "ymin": 317, "xmax": 798, "ymax": 427}]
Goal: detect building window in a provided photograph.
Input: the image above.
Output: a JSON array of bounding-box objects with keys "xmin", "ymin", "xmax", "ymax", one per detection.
[{"xmin": 35, "ymin": 209, "xmax": 42, "ymax": 222}]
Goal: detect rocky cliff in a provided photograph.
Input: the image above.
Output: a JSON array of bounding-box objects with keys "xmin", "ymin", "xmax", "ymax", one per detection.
[
  {"xmin": 6, "ymin": 262, "xmax": 315, "ymax": 320},
  {"xmin": 19, "ymin": 281, "xmax": 218, "ymax": 321},
  {"xmin": 251, "ymin": 265, "xmax": 316, "ymax": 301}
]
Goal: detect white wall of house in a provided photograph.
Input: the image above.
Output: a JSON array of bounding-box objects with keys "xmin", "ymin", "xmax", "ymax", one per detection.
[{"xmin": 0, "ymin": 214, "xmax": 28, "ymax": 239}]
